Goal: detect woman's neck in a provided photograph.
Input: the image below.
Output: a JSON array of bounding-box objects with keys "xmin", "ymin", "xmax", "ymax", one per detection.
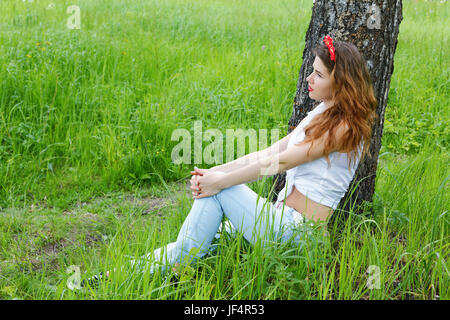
[{"xmin": 322, "ymin": 99, "xmax": 335, "ymax": 109}]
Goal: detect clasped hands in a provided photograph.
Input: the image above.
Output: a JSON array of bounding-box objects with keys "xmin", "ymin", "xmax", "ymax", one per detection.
[{"xmin": 189, "ymin": 167, "xmax": 226, "ymax": 199}]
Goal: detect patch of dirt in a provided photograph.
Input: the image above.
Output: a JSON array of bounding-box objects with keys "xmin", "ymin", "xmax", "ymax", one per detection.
[
  {"xmin": 125, "ymin": 196, "xmax": 170, "ymax": 215},
  {"xmin": 7, "ymin": 182, "xmax": 193, "ymax": 273}
]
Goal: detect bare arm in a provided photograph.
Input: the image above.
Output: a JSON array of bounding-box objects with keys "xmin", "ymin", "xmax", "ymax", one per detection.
[
  {"xmin": 209, "ymin": 129, "xmax": 295, "ymax": 174},
  {"xmin": 218, "ymin": 122, "xmax": 349, "ymax": 189}
]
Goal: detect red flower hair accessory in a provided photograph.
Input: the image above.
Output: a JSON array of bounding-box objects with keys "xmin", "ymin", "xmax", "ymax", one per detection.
[{"xmin": 323, "ymin": 35, "xmax": 335, "ymax": 61}]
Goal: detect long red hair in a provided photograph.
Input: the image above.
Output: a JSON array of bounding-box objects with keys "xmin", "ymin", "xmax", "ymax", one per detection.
[{"xmin": 300, "ymin": 40, "xmax": 378, "ymax": 170}]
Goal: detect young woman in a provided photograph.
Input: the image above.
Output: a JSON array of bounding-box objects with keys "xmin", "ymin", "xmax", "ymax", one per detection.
[{"xmin": 82, "ymin": 35, "xmax": 377, "ymax": 286}]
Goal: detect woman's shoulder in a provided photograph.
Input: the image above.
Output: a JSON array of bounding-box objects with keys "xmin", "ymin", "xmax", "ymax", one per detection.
[{"xmin": 295, "ymin": 102, "xmax": 327, "ymax": 128}]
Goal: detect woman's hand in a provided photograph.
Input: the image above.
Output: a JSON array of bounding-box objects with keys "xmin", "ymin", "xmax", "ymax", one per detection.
[
  {"xmin": 190, "ymin": 167, "xmax": 211, "ymax": 198},
  {"xmin": 190, "ymin": 174, "xmax": 201, "ymax": 198},
  {"xmin": 189, "ymin": 167, "xmax": 226, "ymax": 199},
  {"xmin": 194, "ymin": 171, "xmax": 226, "ymax": 199}
]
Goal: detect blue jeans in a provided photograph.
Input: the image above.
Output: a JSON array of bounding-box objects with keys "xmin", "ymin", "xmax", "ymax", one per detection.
[{"xmin": 130, "ymin": 184, "xmax": 310, "ymax": 275}]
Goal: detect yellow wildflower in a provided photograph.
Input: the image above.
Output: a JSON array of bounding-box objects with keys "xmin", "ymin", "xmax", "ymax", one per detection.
[{"xmin": 26, "ymin": 54, "xmax": 32, "ymax": 58}]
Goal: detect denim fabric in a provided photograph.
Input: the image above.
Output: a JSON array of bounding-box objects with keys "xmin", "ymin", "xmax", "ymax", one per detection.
[{"xmin": 130, "ymin": 184, "xmax": 310, "ymax": 275}]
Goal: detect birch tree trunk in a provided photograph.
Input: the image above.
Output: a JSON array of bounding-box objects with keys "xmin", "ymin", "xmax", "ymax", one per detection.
[{"xmin": 269, "ymin": 0, "xmax": 403, "ymax": 221}]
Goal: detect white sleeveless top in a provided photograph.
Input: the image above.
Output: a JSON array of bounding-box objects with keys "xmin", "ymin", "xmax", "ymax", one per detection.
[{"xmin": 275, "ymin": 102, "xmax": 363, "ymax": 210}]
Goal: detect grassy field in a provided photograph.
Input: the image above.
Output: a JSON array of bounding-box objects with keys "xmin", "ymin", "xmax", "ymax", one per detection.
[{"xmin": 0, "ymin": 0, "xmax": 448, "ymax": 300}]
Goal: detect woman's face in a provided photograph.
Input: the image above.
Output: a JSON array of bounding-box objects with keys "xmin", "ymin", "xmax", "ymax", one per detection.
[{"xmin": 306, "ymin": 56, "xmax": 333, "ymax": 105}]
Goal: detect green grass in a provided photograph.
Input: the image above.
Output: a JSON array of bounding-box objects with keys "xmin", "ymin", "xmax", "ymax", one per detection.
[{"xmin": 0, "ymin": 0, "xmax": 448, "ymax": 299}]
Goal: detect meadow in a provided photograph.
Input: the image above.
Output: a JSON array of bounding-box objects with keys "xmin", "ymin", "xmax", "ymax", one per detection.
[{"xmin": 0, "ymin": 0, "xmax": 448, "ymax": 299}]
